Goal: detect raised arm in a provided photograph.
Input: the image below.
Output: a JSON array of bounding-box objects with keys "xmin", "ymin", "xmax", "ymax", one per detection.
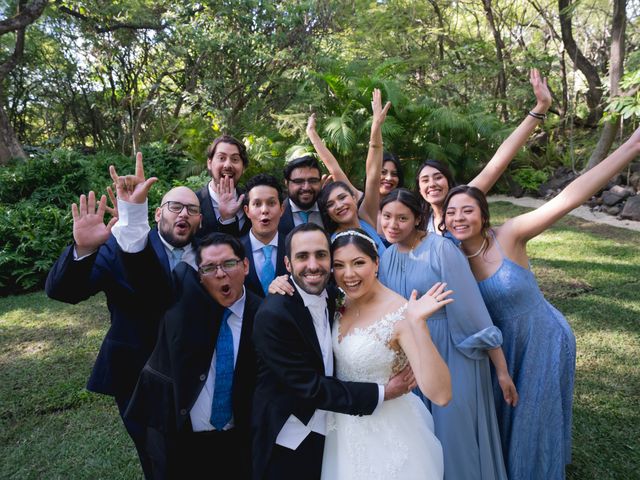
[
  {"xmin": 306, "ymin": 113, "xmax": 361, "ymax": 198},
  {"xmin": 469, "ymin": 68, "xmax": 552, "ymax": 194},
  {"xmin": 508, "ymin": 126, "xmax": 640, "ymax": 243},
  {"xmin": 358, "ymin": 88, "xmax": 391, "ymax": 226},
  {"xmin": 397, "ymin": 284, "xmax": 453, "ymax": 406}
]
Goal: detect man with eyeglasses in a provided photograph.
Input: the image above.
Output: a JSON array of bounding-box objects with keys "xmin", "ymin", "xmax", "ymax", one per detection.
[
  {"xmin": 45, "ymin": 153, "xmax": 202, "ymax": 479},
  {"xmin": 196, "ymin": 134, "xmax": 252, "ymax": 240},
  {"xmin": 121, "ymin": 232, "xmax": 260, "ymax": 479},
  {"xmin": 108, "ymin": 154, "xmax": 261, "ymax": 478},
  {"xmin": 279, "ymin": 155, "xmax": 325, "ymax": 237}
]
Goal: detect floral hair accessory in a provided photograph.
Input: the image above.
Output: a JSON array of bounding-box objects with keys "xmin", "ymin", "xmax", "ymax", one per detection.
[{"xmin": 332, "ymin": 229, "xmax": 376, "ymax": 248}]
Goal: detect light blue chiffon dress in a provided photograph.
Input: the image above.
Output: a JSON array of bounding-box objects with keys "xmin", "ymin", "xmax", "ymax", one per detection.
[
  {"xmin": 379, "ymin": 234, "xmax": 508, "ymax": 480},
  {"xmin": 477, "ymin": 233, "xmax": 576, "ymax": 480}
]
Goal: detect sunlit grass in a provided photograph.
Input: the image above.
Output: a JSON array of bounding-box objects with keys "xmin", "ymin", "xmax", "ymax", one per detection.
[{"xmin": 0, "ymin": 202, "xmax": 638, "ymax": 478}]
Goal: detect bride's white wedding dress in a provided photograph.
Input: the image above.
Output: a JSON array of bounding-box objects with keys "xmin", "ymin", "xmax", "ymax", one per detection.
[{"xmin": 321, "ymin": 305, "xmax": 444, "ymax": 480}]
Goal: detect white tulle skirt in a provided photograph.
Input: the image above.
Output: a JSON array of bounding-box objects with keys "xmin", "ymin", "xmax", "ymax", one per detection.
[{"xmin": 321, "ymin": 392, "xmax": 444, "ymax": 480}]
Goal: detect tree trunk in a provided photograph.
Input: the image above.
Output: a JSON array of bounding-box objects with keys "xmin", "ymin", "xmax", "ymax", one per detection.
[
  {"xmin": 583, "ymin": 0, "xmax": 627, "ymax": 171},
  {"xmin": 558, "ymin": 0, "xmax": 604, "ymax": 126},
  {"xmin": 0, "ymin": 102, "xmax": 26, "ymax": 164},
  {"xmin": 482, "ymin": 0, "xmax": 509, "ymax": 122}
]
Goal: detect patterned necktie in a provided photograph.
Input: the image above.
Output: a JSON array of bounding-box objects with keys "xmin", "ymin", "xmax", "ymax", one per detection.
[
  {"xmin": 170, "ymin": 247, "xmax": 184, "ymax": 270},
  {"xmin": 210, "ymin": 308, "xmax": 234, "ymax": 430},
  {"xmin": 259, "ymin": 245, "xmax": 275, "ymax": 295},
  {"xmin": 298, "ymin": 210, "xmax": 310, "ymax": 224}
]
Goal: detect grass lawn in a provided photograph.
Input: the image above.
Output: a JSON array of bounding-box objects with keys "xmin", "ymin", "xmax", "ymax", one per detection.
[{"xmin": 1, "ymin": 201, "xmax": 638, "ymax": 479}]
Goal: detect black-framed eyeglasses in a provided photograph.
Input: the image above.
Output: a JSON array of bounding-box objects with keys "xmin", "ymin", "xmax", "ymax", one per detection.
[
  {"xmin": 161, "ymin": 201, "xmax": 200, "ymax": 216},
  {"xmin": 198, "ymin": 258, "xmax": 242, "ymax": 275},
  {"xmin": 289, "ymin": 178, "xmax": 321, "ymax": 186}
]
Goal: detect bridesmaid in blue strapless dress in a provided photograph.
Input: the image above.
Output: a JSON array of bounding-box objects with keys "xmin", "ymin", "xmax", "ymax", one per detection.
[
  {"xmin": 443, "ymin": 127, "xmax": 640, "ymax": 479},
  {"xmin": 477, "ymin": 232, "xmax": 575, "ymax": 479}
]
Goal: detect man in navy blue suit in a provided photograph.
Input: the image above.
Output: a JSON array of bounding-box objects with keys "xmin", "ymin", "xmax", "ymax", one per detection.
[
  {"xmin": 45, "ymin": 154, "xmax": 201, "ymax": 478},
  {"xmin": 278, "ymin": 155, "xmax": 325, "ymax": 237},
  {"xmin": 196, "ymin": 135, "xmax": 251, "ymax": 239},
  {"xmin": 240, "ymin": 173, "xmax": 288, "ymax": 298}
]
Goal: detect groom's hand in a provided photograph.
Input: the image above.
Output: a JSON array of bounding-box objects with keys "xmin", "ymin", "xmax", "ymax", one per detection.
[{"xmin": 383, "ymin": 365, "xmax": 417, "ymax": 401}]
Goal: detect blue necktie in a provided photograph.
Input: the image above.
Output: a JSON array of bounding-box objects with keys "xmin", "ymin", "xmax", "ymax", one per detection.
[
  {"xmin": 259, "ymin": 245, "xmax": 275, "ymax": 295},
  {"xmin": 298, "ymin": 211, "xmax": 310, "ymax": 224},
  {"xmin": 210, "ymin": 308, "xmax": 234, "ymax": 430},
  {"xmin": 170, "ymin": 247, "xmax": 184, "ymax": 270}
]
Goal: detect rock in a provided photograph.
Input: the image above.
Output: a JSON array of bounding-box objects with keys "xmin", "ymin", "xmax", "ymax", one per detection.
[
  {"xmin": 608, "ymin": 185, "xmax": 634, "ymax": 199},
  {"xmin": 537, "ymin": 167, "xmax": 577, "ymax": 197},
  {"xmin": 605, "ymin": 174, "xmax": 623, "ymax": 190},
  {"xmin": 620, "ymin": 195, "xmax": 640, "ymax": 221},
  {"xmin": 601, "ymin": 191, "xmax": 624, "ymax": 206},
  {"xmin": 605, "ymin": 205, "xmax": 622, "ymax": 216},
  {"xmin": 629, "ymin": 172, "xmax": 640, "ymax": 191}
]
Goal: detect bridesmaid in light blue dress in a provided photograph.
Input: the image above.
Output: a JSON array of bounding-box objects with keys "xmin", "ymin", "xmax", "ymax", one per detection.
[
  {"xmin": 442, "ymin": 126, "xmax": 640, "ymax": 480},
  {"xmin": 379, "ymin": 188, "xmax": 517, "ymax": 480}
]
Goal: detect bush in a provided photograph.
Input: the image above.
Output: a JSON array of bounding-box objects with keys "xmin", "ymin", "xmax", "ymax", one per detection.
[
  {"xmin": 0, "ymin": 202, "xmax": 72, "ymax": 295},
  {"xmin": 0, "ymin": 143, "xmax": 193, "ymax": 296},
  {"xmin": 0, "ymin": 151, "xmax": 91, "ymax": 209},
  {"xmin": 512, "ymin": 166, "xmax": 550, "ymax": 193}
]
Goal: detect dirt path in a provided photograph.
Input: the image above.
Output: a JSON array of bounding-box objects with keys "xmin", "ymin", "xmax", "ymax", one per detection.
[{"xmin": 487, "ymin": 194, "xmax": 640, "ymax": 232}]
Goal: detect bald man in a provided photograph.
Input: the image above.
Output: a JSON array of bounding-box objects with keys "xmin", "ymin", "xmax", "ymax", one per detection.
[{"xmin": 46, "ymin": 159, "xmax": 202, "ymax": 479}]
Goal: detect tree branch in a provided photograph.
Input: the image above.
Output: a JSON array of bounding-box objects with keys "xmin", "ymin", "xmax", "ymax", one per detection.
[
  {"xmin": 57, "ymin": 5, "xmax": 165, "ymax": 33},
  {"xmin": 0, "ymin": 0, "xmax": 48, "ymax": 36}
]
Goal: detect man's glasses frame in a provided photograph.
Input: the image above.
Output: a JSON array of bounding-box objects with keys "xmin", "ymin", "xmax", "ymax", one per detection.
[
  {"xmin": 161, "ymin": 201, "xmax": 200, "ymax": 216},
  {"xmin": 198, "ymin": 258, "xmax": 243, "ymax": 276},
  {"xmin": 288, "ymin": 177, "xmax": 321, "ymax": 186}
]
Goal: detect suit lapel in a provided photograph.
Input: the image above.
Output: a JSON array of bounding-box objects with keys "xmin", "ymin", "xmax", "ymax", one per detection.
[
  {"xmin": 289, "ymin": 283, "xmax": 324, "ymax": 365},
  {"xmin": 275, "ymin": 236, "xmax": 287, "ymax": 276},
  {"xmin": 278, "ymin": 200, "xmax": 295, "ymax": 236},
  {"xmin": 197, "ymin": 185, "xmax": 220, "ymax": 234},
  {"xmin": 149, "ymin": 229, "xmax": 172, "ymax": 277}
]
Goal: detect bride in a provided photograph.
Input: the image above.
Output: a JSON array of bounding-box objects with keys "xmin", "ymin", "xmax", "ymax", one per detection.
[{"xmin": 321, "ymin": 228, "xmax": 452, "ymax": 480}]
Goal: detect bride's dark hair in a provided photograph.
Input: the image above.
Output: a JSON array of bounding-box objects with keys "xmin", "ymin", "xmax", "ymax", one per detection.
[{"xmin": 330, "ymin": 228, "xmax": 378, "ymax": 262}]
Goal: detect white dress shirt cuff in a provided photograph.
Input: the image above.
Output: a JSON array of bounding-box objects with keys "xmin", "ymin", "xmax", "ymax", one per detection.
[
  {"xmin": 111, "ymin": 199, "xmax": 150, "ymax": 253},
  {"xmin": 376, "ymin": 385, "xmax": 385, "ymax": 412}
]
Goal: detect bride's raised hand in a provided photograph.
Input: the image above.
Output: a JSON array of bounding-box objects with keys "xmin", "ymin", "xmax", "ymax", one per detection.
[{"xmin": 406, "ymin": 283, "xmax": 453, "ymax": 324}]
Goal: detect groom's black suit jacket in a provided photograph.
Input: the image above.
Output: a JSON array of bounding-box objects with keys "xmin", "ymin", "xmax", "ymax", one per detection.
[{"xmin": 251, "ymin": 281, "xmax": 379, "ymax": 479}]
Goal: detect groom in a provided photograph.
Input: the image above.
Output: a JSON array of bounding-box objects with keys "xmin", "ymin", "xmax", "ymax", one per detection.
[{"xmin": 251, "ymin": 223, "xmax": 413, "ymax": 479}]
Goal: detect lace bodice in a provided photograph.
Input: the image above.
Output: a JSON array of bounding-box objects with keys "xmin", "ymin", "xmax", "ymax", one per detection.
[{"xmin": 332, "ymin": 304, "xmax": 409, "ymax": 384}]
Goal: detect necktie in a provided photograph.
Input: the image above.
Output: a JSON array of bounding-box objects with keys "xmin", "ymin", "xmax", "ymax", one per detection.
[
  {"xmin": 259, "ymin": 245, "xmax": 275, "ymax": 295},
  {"xmin": 170, "ymin": 247, "xmax": 184, "ymax": 270},
  {"xmin": 210, "ymin": 309, "xmax": 234, "ymax": 430},
  {"xmin": 298, "ymin": 211, "xmax": 310, "ymax": 224}
]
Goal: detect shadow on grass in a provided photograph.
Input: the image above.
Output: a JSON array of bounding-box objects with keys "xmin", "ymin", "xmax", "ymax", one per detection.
[
  {"xmin": 0, "ymin": 398, "xmax": 141, "ymax": 480},
  {"xmin": 0, "ymin": 293, "xmax": 109, "ymax": 424}
]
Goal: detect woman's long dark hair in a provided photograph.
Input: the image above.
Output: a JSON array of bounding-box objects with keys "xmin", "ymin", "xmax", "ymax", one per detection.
[
  {"xmin": 379, "ymin": 187, "xmax": 426, "ymax": 231},
  {"xmin": 382, "ymin": 152, "xmax": 405, "ymax": 189},
  {"xmin": 440, "ymin": 185, "xmax": 491, "ymax": 239},
  {"xmin": 330, "ymin": 228, "xmax": 378, "ymax": 262},
  {"xmin": 414, "ymin": 160, "xmax": 455, "ymax": 225},
  {"xmin": 318, "ymin": 181, "xmax": 356, "ymax": 234}
]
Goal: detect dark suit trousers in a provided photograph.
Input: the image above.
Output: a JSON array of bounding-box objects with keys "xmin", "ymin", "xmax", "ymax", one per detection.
[
  {"xmin": 146, "ymin": 421, "xmax": 250, "ymax": 480},
  {"xmin": 115, "ymin": 395, "xmax": 154, "ymax": 479},
  {"xmin": 263, "ymin": 432, "xmax": 325, "ymax": 480}
]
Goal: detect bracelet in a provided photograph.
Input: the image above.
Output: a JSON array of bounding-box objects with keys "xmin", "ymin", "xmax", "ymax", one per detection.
[
  {"xmin": 369, "ymin": 142, "xmax": 383, "ymax": 148},
  {"xmin": 528, "ymin": 111, "xmax": 546, "ymax": 121}
]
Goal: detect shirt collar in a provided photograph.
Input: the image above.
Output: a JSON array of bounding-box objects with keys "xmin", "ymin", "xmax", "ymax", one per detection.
[
  {"xmin": 158, "ymin": 232, "xmax": 193, "ymax": 256},
  {"xmin": 227, "ymin": 287, "xmax": 246, "ymax": 319},
  {"xmin": 292, "ymin": 279, "xmax": 328, "ymax": 308},
  {"xmin": 249, "ymin": 230, "xmax": 279, "ymax": 253},
  {"xmin": 208, "ymin": 181, "xmax": 238, "ymax": 206},
  {"xmin": 289, "ymin": 198, "xmax": 319, "ymax": 213}
]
